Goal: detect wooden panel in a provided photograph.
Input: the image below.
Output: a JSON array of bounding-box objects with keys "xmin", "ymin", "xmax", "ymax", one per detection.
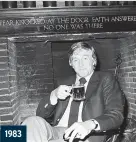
[
  {"xmin": 17, "ymin": 1, "xmax": 23, "ymax": 8},
  {"xmin": 75, "ymin": 1, "xmax": 83, "ymax": 7},
  {"xmin": 36, "ymin": 1, "xmax": 43, "ymax": 8},
  {"xmin": 57, "ymin": 1, "xmax": 65, "ymax": 7},
  {"xmin": 0, "ymin": 1, "xmax": 2, "ymax": 9}
]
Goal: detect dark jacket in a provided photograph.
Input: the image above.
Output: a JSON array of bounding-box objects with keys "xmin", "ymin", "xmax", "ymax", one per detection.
[{"xmin": 36, "ymin": 71, "xmax": 124, "ymax": 142}]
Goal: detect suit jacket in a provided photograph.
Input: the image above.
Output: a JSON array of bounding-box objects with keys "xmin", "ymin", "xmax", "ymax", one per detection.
[{"xmin": 36, "ymin": 71, "xmax": 124, "ymax": 142}]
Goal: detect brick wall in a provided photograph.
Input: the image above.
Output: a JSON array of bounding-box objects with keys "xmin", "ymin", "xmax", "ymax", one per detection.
[
  {"xmin": 16, "ymin": 41, "xmax": 54, "ymax": 123},
  {"xmin": 0, "ymin": 38, "xmax": 18, "ymax": 125},
  {"xmin": 8, "ymin": 40, "xmax": 19, "ymax": 124},
  {"xmin": 117, "ymin": 37, "xmax": 136, "ymax": 120}
]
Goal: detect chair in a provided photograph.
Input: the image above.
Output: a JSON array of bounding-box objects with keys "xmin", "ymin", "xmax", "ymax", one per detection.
[
  {"xmin": 105, "ymin": 118, "xmax": 136, "ymax": 142},
  {"xmin": 115, "ymin": 118, "xmax": 136, "ymax": 142}
]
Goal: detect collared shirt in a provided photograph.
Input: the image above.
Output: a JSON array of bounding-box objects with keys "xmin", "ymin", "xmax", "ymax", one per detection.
[{"xmin": 56, "ymin": 72, "xmax": 95, "ymax": 127}]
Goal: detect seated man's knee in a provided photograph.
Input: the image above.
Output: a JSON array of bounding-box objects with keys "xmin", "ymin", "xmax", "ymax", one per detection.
[{"xmin": 22, "ymin": 116, "xmax": 45, "ymax": 125}]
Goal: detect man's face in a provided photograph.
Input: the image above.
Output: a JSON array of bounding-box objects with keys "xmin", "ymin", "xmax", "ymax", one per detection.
[{"xmin": 69, "ymin": 48, "xmax": 94, "ymax": 78}]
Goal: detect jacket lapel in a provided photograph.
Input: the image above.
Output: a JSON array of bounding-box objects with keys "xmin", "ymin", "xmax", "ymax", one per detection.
[
  {"xmin": 54, "ymin": 98, "xmax": 70, "ymax": 125},
  {"xmin": 85, "ymin": 72, "xmax": 99, "ymax": 102},
  {"xmin": 82, "ymin": 72, "xmax": 100, "ymax": 120}
]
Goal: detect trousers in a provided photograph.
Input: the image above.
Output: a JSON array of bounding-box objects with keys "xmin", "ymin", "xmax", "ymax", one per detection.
[
  {"xmin": 22, "ymin": 116, "xmax": 66, "ymax": 142},
  {"xmin": 22, "ymin": 116, "xmax": 90, "ymax": 142}
]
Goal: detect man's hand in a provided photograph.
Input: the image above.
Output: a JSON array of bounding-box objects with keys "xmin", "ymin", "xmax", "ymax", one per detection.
[
  {"xmin": 64, "ymin": 120, "xmax": 96, "ymax": 142},
  {"xmin": 50, "ymin": 85, "xmax": 72, "ymax": 105}
]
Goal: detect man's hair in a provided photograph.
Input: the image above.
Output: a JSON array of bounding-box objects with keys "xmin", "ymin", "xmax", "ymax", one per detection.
[{"xmin": 68, "ymin": 42, "xmax": 97, "ymax": 69}]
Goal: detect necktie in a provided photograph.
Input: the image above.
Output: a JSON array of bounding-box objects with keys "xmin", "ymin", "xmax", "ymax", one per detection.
[
  {"xmin": 68, "ymin": 77, "xmax": 86, "ymax": 127},
  {"xmin": 79, "ymin": 77, "xmax": 87, "ymax": 85}
]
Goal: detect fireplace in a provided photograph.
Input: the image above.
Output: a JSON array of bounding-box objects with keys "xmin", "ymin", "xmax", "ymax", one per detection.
[
  {"xmin": 0, "ymin": 7, "xmax": 136, "ymax": 127},
  {"xmin": 0, "ymin": 32, "xmax": 135, "ymax": 125}
]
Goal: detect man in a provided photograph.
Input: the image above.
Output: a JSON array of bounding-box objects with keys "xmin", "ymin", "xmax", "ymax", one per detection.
[{"xmin": 22, "ymin": 42, "xmax": 124, "ymax": 142}]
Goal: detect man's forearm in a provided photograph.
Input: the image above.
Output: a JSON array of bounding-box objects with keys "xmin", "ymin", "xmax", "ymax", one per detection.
[
  {"xmin": 36, "ymin": 95, "xmax": 57, "ymax": 120},
  {"xmin": 94, "ymin": 109, "xmax": 124, "ymax": 131}
]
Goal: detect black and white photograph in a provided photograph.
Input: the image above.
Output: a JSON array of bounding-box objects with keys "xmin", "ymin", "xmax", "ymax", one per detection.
[{"xmin": 0, "ymin": 1, "xmax": 136, "ymax": 142}]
